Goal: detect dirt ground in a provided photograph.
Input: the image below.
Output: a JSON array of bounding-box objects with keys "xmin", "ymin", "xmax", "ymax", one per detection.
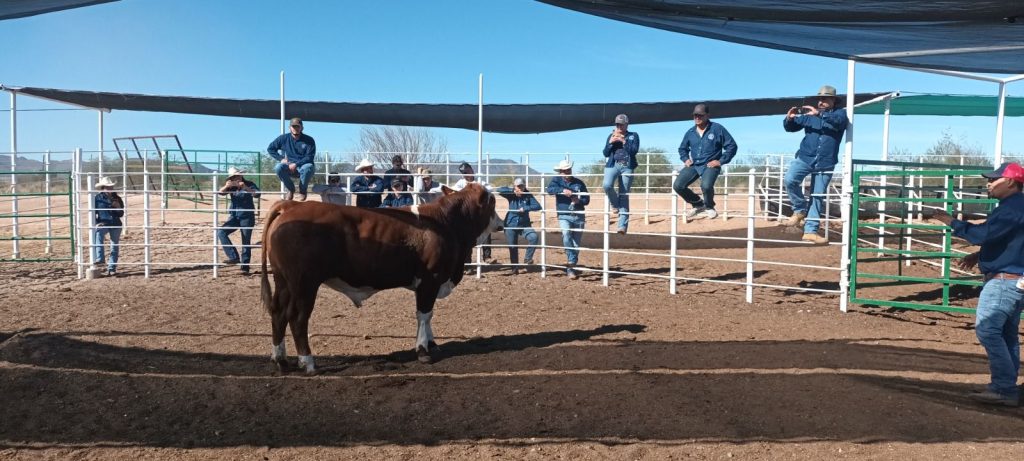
[{"xmin": 2, "ymin": 194, "xmax": 1024, "ymax": 460}]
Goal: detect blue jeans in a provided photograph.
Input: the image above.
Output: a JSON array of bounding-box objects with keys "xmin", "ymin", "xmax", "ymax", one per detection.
[
  {"xmin": 274, "ymin": 162, "xmax": 316, "ymax": 194},
  {"xmin": 784, "ymin": 158, "xmax": 834, "ymax": 234},
  {"xmin": 975, "ymin": 278, "xmax": 1024, "ymax": 398},
  {"xmin": 504, "ymin": 227, "xmax": 538, "ymax": 264},
  {"xmin": 557, "ymin": 214, "xmax": 585, "ymax": 267},
  {"xmin": 603, "ymin": 164, "xmax": 634, "ymax": 230},
  {"xmin": 93, "ymin": 226, "xmax": 122, "ymax": 272},
  {"xmin": 673, "ymin": 165, "xmax": 721, "ymax": 210},
  {"xmin": 218, "ymin": 214, "xmax": 255, "ymax": 270}
]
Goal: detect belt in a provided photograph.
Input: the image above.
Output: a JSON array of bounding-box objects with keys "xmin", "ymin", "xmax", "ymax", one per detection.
[
  {"xmin": 614, "ymin": 160, "xmax": 629, "ymax": 166},
  {"xmin": 984, "ymin": 272, "xmax": 1024, "ymax": 282}
]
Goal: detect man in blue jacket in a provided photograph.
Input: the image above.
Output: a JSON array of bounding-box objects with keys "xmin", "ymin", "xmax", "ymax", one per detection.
[
  {"xmin": 216, "ymin": 167, "xmax": 261, "ymax": 275},
  {"xmin": 267, "ymin": 117, "xmax": 316, "ymax": 202},
  {"xmin": 934, "ymin": 162, "xmax": 1024, "ymax": 407},
  {"xmin": 602, "ymin": 113, "xmax": 640, "ymax": 234},
  {"xmin": 381, "ymin": 179, "xmax": 414, "ymax": 208},
  {"xmin": 673, "ymin": 103, "xmax": 738, "ymax": 220},
  {"xmin": 93, "ymin": 176, "xmax": 125, "ymax": 276},
  {"xmin": 546, "ymin": 160, "xmax": 590, "ymax": 280},
  {"xmin": 497, "ymin": 177, "xmax": 542, "ymax": 274},
  {"xmin": 783, "ymin": 85, "xmax": 849, "ymax": 244},
  {"xmin": 351, "ymin": 158, "xmax": 385, "ymax": 208}
]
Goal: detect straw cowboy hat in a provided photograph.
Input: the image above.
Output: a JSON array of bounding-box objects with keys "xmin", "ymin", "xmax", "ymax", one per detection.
[
  {"xmin": 355, "ymin": 158, "xmax": 375, "ymax": 172},
  {"xmin": 95, "ymin": 176, "xmax": 116, "ymax": 187},
  {"xmin": 226, "ymin": 167, "xmax": 245, "ymax": 178},
  {"xmin": 554, "ymin": 159, "xmax": 574, "ymax": 171},
  {"xmin": 813, "ymin": 85, "xmax": 838, "ymax": 98}
]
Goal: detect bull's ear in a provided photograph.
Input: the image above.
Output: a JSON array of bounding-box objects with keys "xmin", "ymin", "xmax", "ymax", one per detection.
[{"xmin": 441, "ymin": 185, "xmax": 454, "ymax": 196}]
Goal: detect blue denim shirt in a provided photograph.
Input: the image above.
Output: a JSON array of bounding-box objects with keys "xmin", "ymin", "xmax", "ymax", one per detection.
[
  {"xmin": 267, "ymin": 133, "xmax": 317, "ymax": 167},
  {"xmin": 497, "ymin": 187, "xmax": 542, "ymax": 228},
  {"xmin": 351, "ymin": 175, "xmax": 385, "ymax": 208},
  {"xmin": 381, "ymin": 193, "xmax": 414, "ymax": 208},
  {"xmin": 951, "ymin": 192, "xmax": 1024, "ymax": 275},
  {"xmin": 546, "ymin": 176, "xmax": 590, "ymax": 216},
  {"xmin": 94, "ymin": 192, "xmax": 124, "ymax": 226},
  {"xmin": 222, "ymin": 180, "xmax": 261, "ymax": 218},
  {"xmin": 783, "ymin": 108, "xmax": 849, "ymax": 172},
  {"xmin": 602, "ymin": 131, "xmax": 640, "ymax": 168},
  {"xmin": 677, "ymin": 121, "xmax": 738, "ymax": 166}
]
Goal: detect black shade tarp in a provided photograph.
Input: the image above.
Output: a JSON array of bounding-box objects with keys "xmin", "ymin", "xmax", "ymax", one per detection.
[
  {"xmin": 3, "ymin": 86, "xmax": 892, "ymax": 134},
  {"xmin": 0, "ymin": 0, "xmax": 118, "ymax": 20},
  {"xmin": 537, "ymin": 0, "xmax": 1024, "ymax": 74}
]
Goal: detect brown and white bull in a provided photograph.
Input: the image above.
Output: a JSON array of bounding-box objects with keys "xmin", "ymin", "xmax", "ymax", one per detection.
[{"xmin": 260, "ymin": 183, "xmax": 502, "ymax": 373}]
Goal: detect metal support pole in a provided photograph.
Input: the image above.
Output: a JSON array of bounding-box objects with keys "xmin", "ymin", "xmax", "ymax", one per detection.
[
  {"xmin": 74, "ymin": 148, "xmax": 83, "ymax": 279},
  {"xmin": 746, "ymin": 171, "xmax": 756, "ymax": 303},
  {"xmin": 86, "ymin": 175, "xmax": 96, "ymax": 277},
  {"xmin": 995, "ymin": 81, "xmax": 1007, "ymax": 166},
  {"xmin": 212, "ymin": 173, "xmax": 219, "ymax": 278},
  {"xmin": 878, "ymin": 99, "xmax": 891, "ymax": 251},
  {"xmin": 722, "ymin": 166, "xmax": 729, "ymax": 220},
  {"xmin": 143, "ymin": 154, "xmax": 151, "ymax": 278},
  {"xmin": 839, "ymin": 59, "xmax": 855, "ymax": 313},
  {"xmin": 159, "ymin": 149, "xmax": 167, "ymax": 224},
  {"xmin": 280, "ymin": 71, "xmax": 286, "ymax": 135},
  {"xmin": 9, "ymin": 91, "xmax": 19, "ymax": 259},
  {"xmin": 602, "ymin": 191, "xmax": 610, "ymax": 287},
  {"xmin": 44, "ymin": 150, "xmax": 52, "ymax": 254},
  {"xmin": 477, "ymin": 73, "xmax": 483, "ymax": 175},
  {"xmin": 669, "ymin": 170, "xmax": 678, "ymax": 295},
  {"xmin": 644, "ymin": 153, "xmax": 651, "ymax": 225},
  {"xmin": 98, "ymin": 110, "xmax": 104, "ymax": 176}
]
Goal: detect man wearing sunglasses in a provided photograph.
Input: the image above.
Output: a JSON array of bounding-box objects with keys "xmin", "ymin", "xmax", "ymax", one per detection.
[
  {"xmin": 934, "ymin": 162, "xmax": 1024, "ymax": 407},
  {"xmin": 267, "ymin": 117, "xmax": 317, "ymax": 201}
]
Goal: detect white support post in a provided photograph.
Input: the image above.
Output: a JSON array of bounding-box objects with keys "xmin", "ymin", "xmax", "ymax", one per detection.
[
  {"xmin": 477, "ymin": 73, "xmax": 483, "ymax": 176},
  {"xmin": 669, "ymin": 170, "xmax": 678, "ymax": 295},
  {"xmin": 120, "ymin": 144, "xmax": 128, "ymax": 237},
  {"xmin": 722, "ymin": 167, "xmax": 729, "ymax": 220},
  {"xmin": 746, "ymin": 171, "xmax": 756, "ymax": 303},
  {"xmin": 539, "ymin": 192, "xmax": 547, "ymax": 279},
  {"xmin": 280, "ymin": 71, "xmax": 286, "ymax": 135},
  {"xmin": 86, "ymin": 175, "xmax": 96, "ymax": 277},
  {"xmin": 878, "ymin": 99, "xmax": 890, "ymax": 251},
  {"xmin": 44, "ymin": 150, "xmax": 52, "ymax": 255},
  {"xmin": 212, "ymin": 173, "xmax": 219, "ymax": 278},
  {"xmin": 602, "ymin": 192, "xmax": 610, "ymax": 287},
  {"xmin": 74, "ymin": 148, "xmax": 83, "ymax": 278},
  {"xmin": 995, "ymin": 81, "xmax": 1007, "ymax": 166},
  {"xmin": 143, "ymin": 154, "xmax": 151, "ymax": 278},
  {"xmin": 644, "ymin": 153, "xmax": 651, "ymax": 225},
  {"xmin": 159, "ymin": 149, "xmax": 167, "ymax": 224},
  {"xmin": 839, "ymin": 59, "xmax": 856, "ymax": 313},
  {"xmin": 9, "ymin": 91, "xmax": 19, "ymax": 259},
  {"xmin": 98, "ymin": 110, "xmax": 104, "ymax": 176},
  {"xmin": 777, "ymin": 156, "xmax": 785, "ymax": 221}
]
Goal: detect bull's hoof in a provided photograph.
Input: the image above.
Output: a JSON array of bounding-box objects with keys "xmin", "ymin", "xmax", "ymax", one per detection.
[{"xmin": 416, "ymin": 346, "xmax": 434, "ymax": 364}]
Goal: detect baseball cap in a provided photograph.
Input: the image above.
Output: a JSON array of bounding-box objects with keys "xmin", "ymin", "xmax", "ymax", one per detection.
[
  {"xmin": 614, "ymin": 114, "xmax": 629, "ymax": 125},
  {"xmin": 289, "ymin": 117, "xmax": 303, "ymax": 127},
  {"xmin": 458, "ymin": 162, "xmax": 473, "ymax": 174},
  {"xmin": 693, "ymin": 103, "xmax": 709, "ymax": 115},
  {"xmin": 513, "ymin": 177, "xmax": 525, "ymax": 187},
  {"xmin": 982, "ymin": 162, "xmax": 1024, "ymax": 183}
]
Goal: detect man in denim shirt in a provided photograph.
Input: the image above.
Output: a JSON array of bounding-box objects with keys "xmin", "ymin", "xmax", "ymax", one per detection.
[
  {"xmin": 381, "ymin": 179, "xmax": 414, "ymax": 208},
  {"xmin": 934, "ymin": 162, "xmax": 1024, "ymax": 407},
  {"xmin": 602, "ymin": 113, "xmax": 639, "ymax": 234},
  {"xmin": 497, "ymin": 177, "xmax": 542, "ymax": 274},
  {"xmin": 546, "ymin": 160, "xmax": 590, "ymax": 280},
  {"xmin": 351, "ymin": 159, "xmax": 385, "ymax": 208},
  {"xmin": 93, "ymin": 176, "xmax": 124, "ymax": 276},
  {"xmin": 673, "ymin": 103, "xmax": 738, "ymax": 220},
  {"xmin": 783, "ymin": 85, "xmax": 849, "ymax": 244},
  {"xmin": 217, "ymin": 167, "xmax": 261, "ymax": 275},
  {"xmin": 267, "ymin": 117, "xmax": 316, "ymax": 201}
]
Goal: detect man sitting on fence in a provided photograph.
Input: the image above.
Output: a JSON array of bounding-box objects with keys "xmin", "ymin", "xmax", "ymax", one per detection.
[
  {"xmin": 311, "ymin": 172, "xmax": 348, "ymax": 206},
  {"xmin": 267, "ymin": 117, "xmax": 316, "ymax": 201},
  {"xmin": 217, "ymin": 167, "xmax": 261, "ymax": 275},
  {"xmin": 351, "ymin": 159, "xmax": 385, "ymax": 208},
  {"xmin": 933, "ymin": 162, "xmax": 1024, "ymax": 407}
]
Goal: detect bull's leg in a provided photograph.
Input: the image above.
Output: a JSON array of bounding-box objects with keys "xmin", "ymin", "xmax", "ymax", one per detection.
[
  {"xmin": 414, "ymin": 286, "xmax": 440, "ymax": 363},
  {"xmin": 289, "ymin": 287, "xmax": 318, "ymax": 374},
  {"xmin": 270, "ymin": 277, "xmax": 291, "ymax": 372}
]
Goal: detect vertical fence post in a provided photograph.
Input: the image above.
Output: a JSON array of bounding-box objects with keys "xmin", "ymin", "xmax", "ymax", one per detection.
[
  {"xmin": 777, "ymin": 155, "xmax": 785, "ymax": 221},
  {"xmin": 602, "ymin": 191, "xmax": 610, "ymax": 287},
  {"xmin": 143, "ymin": 156, "xmax": 151, "ymax": 278},
  {"xmin": 723, "ymin": 166, "xmax": 730, "ymax": 220},
  {"xmin": 9, "ymin": 151, "xmax": 19, "ymax": 259},
  {"xmin": 74, "ymin": 148, "xmax": 83, "ymax": 279},
  {"xmin": 160, "ymin": 149, "xmax": 167, "ymax": 224},
  {"xmin": 212, "ymin": 173, "xmax": 219, "ymax": 278},
  {"xmin": 86, "ymin": 175, "xmax": 96, "ymax": 279},
  {"xmin": 746, "ymin": 170, "xmax": 755, "ymax": 303},
  {"xmin": 539, "ymin": 187, "xmax": 547, "ymax": 279},
  {"xmin": 644, "ymin": 153, "xmax": 651, "ymax": 225},
  {"xmin": 669, "ymin": 170, "xmax": 678, "ymax": 295},
  {"xmin": 44, "ymin": 150, "xmax": 53, "ymax": 255}
]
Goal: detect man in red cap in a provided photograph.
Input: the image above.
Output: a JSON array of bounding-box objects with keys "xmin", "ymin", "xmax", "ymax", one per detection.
[{"xmin": 934, "ymin": 162, "xmax": 1024, "ymax": 407}]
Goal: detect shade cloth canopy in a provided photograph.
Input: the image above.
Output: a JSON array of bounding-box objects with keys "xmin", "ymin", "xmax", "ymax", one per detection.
[
  {"xmin": 856, "ymin": 94, "xmax": 1024, "ymax": 117},
  {"xmin": 0, "ymin": 0, "xmax": 117, "ymax": 20}
]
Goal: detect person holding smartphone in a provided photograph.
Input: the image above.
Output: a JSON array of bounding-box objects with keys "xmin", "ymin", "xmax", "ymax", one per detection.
[
  {"xmin": 602, "ymin": 113, "xmax": 640, "ymax": 234},
  {"xmin": 217, "ymin": 167, "xmax": 261, "ymax": 275}
]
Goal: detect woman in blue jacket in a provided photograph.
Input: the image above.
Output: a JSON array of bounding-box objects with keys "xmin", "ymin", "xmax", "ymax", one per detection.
[
  {"xmin": 497, "ymin": 177, "xmax": 542, "ymax": 274},
  {"xmin": 93, "ymin": 176, "xmax": 125, "ymax": 276}
]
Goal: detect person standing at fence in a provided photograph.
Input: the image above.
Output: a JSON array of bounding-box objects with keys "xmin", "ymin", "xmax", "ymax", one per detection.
[
  {"xmin": 547, "ymin": 160, "xmax": 590, "ymax": 280},
  {"xmin": 602, "ymin": 113, "xmax": 640, "ymax": 234},
  {"xmin": 497, "ymin": 177, "xmax": 541, "ymax": 274},
  {"xmin": 383, "ymin": 155, "xmax": 413, "ymax": 192},
  {"xmin": 673, "ymin": 103, "xmax": 738, "ymax": 220},
  {"xmin": 453, "ymin": 162, "xmax": 497, "ymax": 263},
  {"xmin": 93, "ymin": 176, "xmax": 124, "ymax": 276},
  {"xmin": 217, "ymin": 167, "xmax": 261, "ymax": 275},
  {"xmin": 381, "ymin": 179, "xmax": 414, "ymax": 208},
  {"xmin": 267, "ymin": 117, "xmax": 316, "ymax": 202},
  {"xmin": 351, "ymin": 159, "xmax": 385, "ymax": 208},
  {"xmin": 311, "ymin": 172, "xmax": 348, "ymax": 206},
  {"xmin": 413, "ymin": 167, "xmax": 444, "ymax": 205},
  {"xmin": 782, "ymin": 85, "xmax": 849, "ymax": 244},
  {"xmin": 933, "ymin": 162, "xmax": 1024, "ymax": 407}
]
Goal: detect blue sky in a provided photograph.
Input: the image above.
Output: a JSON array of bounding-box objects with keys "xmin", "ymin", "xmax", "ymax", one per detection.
[{"xmin": 0, "ymin": 0, "xmax": 1020, "ymax": 167}]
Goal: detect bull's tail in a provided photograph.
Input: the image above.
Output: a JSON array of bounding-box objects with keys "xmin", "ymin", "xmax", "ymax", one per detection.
[{"xmin": 261, "ymin": 202, "xmax": 286, "ymax": 315}]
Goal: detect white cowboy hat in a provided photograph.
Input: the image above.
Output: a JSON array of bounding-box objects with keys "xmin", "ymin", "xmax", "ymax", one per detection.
[
  {"xmin": 96, "ymin": 176, "xmax": 116, "ymax": 187},
  {"xmin": 226, "ymin": 167, "xmax": 245, "ymax": 178},
  {"xmin": 554, "ymin": 159, "xmax": 574, "ymax": 172},
  {"xmin": 355, "ymin": 158, "xmax": 375, "ymax": 172}
]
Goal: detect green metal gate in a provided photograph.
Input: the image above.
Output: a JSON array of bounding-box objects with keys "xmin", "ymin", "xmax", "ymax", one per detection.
[{"xmin": 0, "ymin": 170, "xmax": 76, "ymax": 262}]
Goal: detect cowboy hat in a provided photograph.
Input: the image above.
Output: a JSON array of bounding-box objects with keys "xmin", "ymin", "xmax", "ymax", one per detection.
[
  {"xmin": 554, "ymin": 159, "xmax": 574, "ymax": 171},
  {"xmin": 96, "ymin": 176, "xmax": 116, "ymax": 187},
  {"xmin": 814, "ymin": 85, "xmax": 838, "ymax": 98},
  {"xmin": 226, "ymin": 167, "xmax": 245, "ymax": 178},
  {"xmin": 354, "ymin": 158, "xmax": 375, "ymax": 172}
]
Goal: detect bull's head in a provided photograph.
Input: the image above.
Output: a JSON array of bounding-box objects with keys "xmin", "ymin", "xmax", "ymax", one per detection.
[{"xmin": 441, "ymin": 183, "xmax": 503, "ymax": 238}]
